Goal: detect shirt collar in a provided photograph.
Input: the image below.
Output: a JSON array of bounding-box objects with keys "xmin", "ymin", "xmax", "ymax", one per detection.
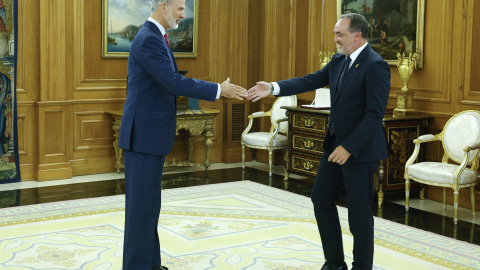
[
  {"xmin": 148, "ymin": 17, "xmax": 166, "ymax": 36},
  {"xmin": 347, "ymin": 41, "xmax": 368, "ymax": 67},
  {"xmin": 349, "ymin": 41, "xmax": 368, "ymax": 68}
]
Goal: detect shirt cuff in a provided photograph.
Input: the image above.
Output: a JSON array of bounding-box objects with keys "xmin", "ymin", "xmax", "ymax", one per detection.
[
  {"xmin": 272, "ymin": 82, "xmax": 280, "ymax": 95},
  {"xmin": 216, "ymin": 84, "xmax": 221, "ymax": 99}
]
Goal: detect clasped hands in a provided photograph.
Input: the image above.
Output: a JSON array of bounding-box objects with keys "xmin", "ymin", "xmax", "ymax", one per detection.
[{"xmin": 220, "ymin": 79, "xmax": 272, "ymax": 102}]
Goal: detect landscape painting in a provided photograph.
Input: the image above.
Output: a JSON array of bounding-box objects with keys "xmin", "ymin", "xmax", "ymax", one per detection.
[{"xmin": 102, "ymin": 0, "xmax": 199, "ymax": 58}]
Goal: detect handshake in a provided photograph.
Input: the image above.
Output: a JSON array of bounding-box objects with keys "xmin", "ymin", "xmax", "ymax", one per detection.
[{"xmin": 220, "ymin": 78, "xmax": 272, "ymax": 102}]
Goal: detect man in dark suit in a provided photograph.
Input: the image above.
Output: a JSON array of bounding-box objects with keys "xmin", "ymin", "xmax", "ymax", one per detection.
[
  {"xmin": 119, "ymin": 0, "xmax": 246, "ymax": 269},
  {"xmin": 247, "ymin": 13, "xmax": 391, "ymax": 270}
]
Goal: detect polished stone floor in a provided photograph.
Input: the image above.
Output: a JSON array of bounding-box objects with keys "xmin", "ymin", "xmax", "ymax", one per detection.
[{"xmin": 0, "ymin": 162, "xmax": 479, "ymax": 246}]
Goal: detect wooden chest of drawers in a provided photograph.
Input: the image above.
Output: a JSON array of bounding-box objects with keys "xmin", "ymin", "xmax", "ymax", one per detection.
[
  {"xmin": 288, "ymin": 110, "xmax": 328, "ymax": 177},
  {"xmin": 283, "ymin": 106, "xmax": 433, "ymax": 205}
]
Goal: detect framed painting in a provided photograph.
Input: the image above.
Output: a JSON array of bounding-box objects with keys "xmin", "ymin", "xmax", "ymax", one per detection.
[
  {"xmin": 102, "ymin": 0, "xmax": 199, "ymax": 58},
  {"xmin": 337, "ymin": 0, "xmax": 425, "ymax": 67}
]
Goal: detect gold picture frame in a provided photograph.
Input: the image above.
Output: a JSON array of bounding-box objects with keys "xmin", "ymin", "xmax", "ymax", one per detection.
[
  {"xmin": 337, "ymin": 0, "xmax": 425, "ymax": 68},
  {"xmin": 102, "ymin": 0, "xmax": 199, "ymax": 58}
]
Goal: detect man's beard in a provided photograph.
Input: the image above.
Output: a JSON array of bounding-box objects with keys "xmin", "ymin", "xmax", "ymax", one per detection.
[
  {"xmin": 166, "ymin": 9, "xmax": 179, "ymax": 30},
  {"xmin": 336, "ymin": 43, "xmax": 348, "ymax": 55}
]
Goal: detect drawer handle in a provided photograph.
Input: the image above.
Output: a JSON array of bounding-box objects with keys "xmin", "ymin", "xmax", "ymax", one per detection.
[
  {"xmin": 302, "ymin": 161, "xmax": 314, "ymax": 171},
  {"xmin": 304, "ymin": 118, "xmax": 315, "ymax": 128},
  {"xmin": 303, "ymin": 139, "xmax": 314, "ymax": 149}
]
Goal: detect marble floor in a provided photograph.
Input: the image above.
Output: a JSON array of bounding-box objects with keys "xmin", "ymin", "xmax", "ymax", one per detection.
[{"xmin": 0, "ymin": 161, "xmax": 479, "ymax": 245}]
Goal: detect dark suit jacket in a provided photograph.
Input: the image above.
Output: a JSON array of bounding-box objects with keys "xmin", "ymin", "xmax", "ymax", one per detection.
[
  {"xmin": 119, "ymin": 21, "xmax": 217, "ymax": 156},
  {"xmin": 277, "ymin": 44, "xmax": 391, "ymax": 162}
]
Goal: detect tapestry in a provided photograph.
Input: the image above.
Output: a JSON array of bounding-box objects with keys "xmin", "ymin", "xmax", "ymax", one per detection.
[{"xmin": 0, "ymin": 0, "xmax": 19, "ymax": 183}]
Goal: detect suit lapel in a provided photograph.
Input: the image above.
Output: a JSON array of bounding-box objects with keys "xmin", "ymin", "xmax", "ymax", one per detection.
[
  {"xmin": 330, "ymin": 57, "xmax": 345, "ymax": 99},
  {"xmin": 332, "ymin": 45, "xmax": 370, "ymax": 104},
  {"xmin": 145, "ymin": 21, "xmax": 178, "ymax": 73}
]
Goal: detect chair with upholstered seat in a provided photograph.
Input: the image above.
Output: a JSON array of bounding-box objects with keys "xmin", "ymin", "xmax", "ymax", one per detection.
[
  {"xmin": 241, "ymin": 95, "xmax": 297, "ymax": 179},
  {"xmin": 404, "ymin": 110, "xmax": 480, "ymax": 224}
]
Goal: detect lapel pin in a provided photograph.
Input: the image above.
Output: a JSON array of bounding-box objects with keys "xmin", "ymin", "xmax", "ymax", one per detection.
[{"xmin": 355, "ymin": 64, "xmax": 359, "ymax": 68}]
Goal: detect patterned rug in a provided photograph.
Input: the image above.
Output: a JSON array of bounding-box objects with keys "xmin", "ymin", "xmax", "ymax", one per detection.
[{"xmin": 0, "ymin": 181, "xmax": 479, "ymax": 270}]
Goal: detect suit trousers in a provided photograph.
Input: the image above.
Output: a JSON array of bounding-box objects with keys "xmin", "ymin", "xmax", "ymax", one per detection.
[
  {"xmin": 311, "ymin": 149, "xmax": 378, "ymax": 270},
  {"xmin": 123, "ymin": 150, "xmax": 166, "ymax": 270}
]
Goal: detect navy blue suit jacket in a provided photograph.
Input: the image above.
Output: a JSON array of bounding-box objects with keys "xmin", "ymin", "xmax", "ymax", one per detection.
[
  {"xmin": 278, "ymin": 44, "xmax": 391, "ymax": 162},
  {"xmin": 119, "ymin": 21, "xmax": 217, "ymax": 156}
]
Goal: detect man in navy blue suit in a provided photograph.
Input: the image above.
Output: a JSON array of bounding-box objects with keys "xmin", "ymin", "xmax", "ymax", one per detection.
[
  {"xmin": 247, "ymin": 13, "xmax": 391, "ymax": 270},
  {"xmin": 119, "ymin": 0, "xmax": 246, "ymax": 269}
]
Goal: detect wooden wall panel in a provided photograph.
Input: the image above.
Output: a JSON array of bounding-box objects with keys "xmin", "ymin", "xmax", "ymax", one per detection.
[
  {"xmin": 16, "ymin": 1, "xmax": 39, "ymax": 102},
  {"xmin": 177, "ymin": 0, "xmax": 214, "ymax": 81},
  {"xmin": 39, "ymin": 0, "xmax": 66, "ymax": 102},
  {"xmin": 16, "ymin": 103, "xmax": 35, "ymax": 180},
  {"xmin": 74, "ymin": 0, "xmax": 127, "ymax": 101},
  {"xmin": 470, "ymin": 0, "xmax": 480, "ymax": 96},
  {"xmin": 44, "ymin": 110, "xmax": 66, "ymax": 156},
  {"xmin": 73, "ymin": 112, "xmax": 113, "ymax": 151},
  {"xmin": 15, "ymin": 0, "xmax": 39, "ymax": 181},
  {"xmin": 36, "ymin": 103, "xmax": 72, "ymax": 181},
  {"xmin": 263, "ymin": 0, "xmax": 294, "ymax": 82},
  {"xmin": 70, "ymin": 102, "xmax": 123, "ymax": 176},
  {"xmin": 16, "ymin": 113, "xmax": 27, "ymax": 155},
  {"xmin": 215, "ymin": 0, "xmax": 252, "ymax": 163},
  {"xmin": 83, "ymin": 0, "xmax": 127, "ymax": 80}
]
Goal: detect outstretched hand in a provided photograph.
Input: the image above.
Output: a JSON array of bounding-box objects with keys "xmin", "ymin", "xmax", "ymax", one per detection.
[
  {"xmin": 220, "ymin": 77, "xmax": 247, "ymax": 101},
  {"xmin": 247, "ymin": 81, "xmax": 272, "ymax": 102}
]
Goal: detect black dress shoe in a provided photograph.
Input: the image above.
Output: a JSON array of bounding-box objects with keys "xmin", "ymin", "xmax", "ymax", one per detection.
[
  {"xmin": 321, "ymin": 262, "xmax": 348, "ymax": 270},
  {"xmin": 152, "ymin": 266, "xmax": 168, "ymax": 270}
]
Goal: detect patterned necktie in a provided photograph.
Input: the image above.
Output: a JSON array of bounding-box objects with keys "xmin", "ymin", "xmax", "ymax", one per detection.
[
  {"xmin": 338, "ymin": 55, "xmax": 351, "ymax": 88},
  {"xmin": 164, "ymin": 33, "xmax": 170, "ymax": 47},
  {"xmin": 329, "ymin": 55, "xmax": 352, "ymax": 136}
]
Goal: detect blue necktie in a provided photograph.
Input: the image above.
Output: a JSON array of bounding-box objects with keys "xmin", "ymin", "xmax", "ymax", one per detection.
[{"xmin": 329, "ymin": 55, "xmax": 351, "ymax": 136}]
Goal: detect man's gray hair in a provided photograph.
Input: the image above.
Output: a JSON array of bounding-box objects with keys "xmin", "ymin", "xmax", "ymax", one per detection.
[
  {"xmin": 340, "ymin": 13, "xmax": 369, "ymax": 40},
  {"xmin": 151, "ymin": 0, "xmax": 174, "ymax": 12}
]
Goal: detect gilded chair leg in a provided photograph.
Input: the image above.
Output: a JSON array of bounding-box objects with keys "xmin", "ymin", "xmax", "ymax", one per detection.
[
  {"xmin": 405, "ymin": 178, "xmax": 410, "ymax": 211},
  {"xmin": 471, "ymin": 187, "xmax": 476, "ymax": 217},
  {"xmin": 283, "ymin": 168, "xmax": 288, "ymax": 181},
  {"xmin": 443, "ymin": 187, "xmax": 447, "ymax": 210},
  {"xmin": 420, "ymin": 186, "xmax": 426, "ymax": 200},
  {"xmin": 268, "ymin": 150, "xmax": 273, "ymax": 176},
  {"xmin": 454, "ymin": 189, "xmax": 459, "ymax": 225},
  {"xmin": 242, "ymin": 144, "xmax": 245, "ymax": 169}
]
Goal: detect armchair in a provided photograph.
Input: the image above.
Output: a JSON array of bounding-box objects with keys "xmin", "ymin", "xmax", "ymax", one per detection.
[
  {"xmin": 404, "ymin": 110, "xmax": 480, "ymax": 224},
  {"xmin": 241, "ymin": 96, "xmax": 297, "ymax": 178}
]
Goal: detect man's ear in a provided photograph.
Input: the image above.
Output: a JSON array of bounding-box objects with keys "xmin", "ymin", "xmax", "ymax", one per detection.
[
  {"xmin": 355, "ymin": 31, "xmax": 362, "ymax": 41},
  {"xmin": 160, "ymin": 3, "xmax": 168, "ymax": 13}
]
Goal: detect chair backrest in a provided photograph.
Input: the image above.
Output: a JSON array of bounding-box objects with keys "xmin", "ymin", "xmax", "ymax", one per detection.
[
  {"xmin": 270, "ymin": 95, "xmax": 297, "ymax": 133},
  {"xmin": 443, "ymin": 110, "xmax": 480, "ymax": 163}
]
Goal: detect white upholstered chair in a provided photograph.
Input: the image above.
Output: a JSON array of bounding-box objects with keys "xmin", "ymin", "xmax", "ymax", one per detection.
[
  {"xmin": 241, "ymin": 96, "xmax": 297, "ymax": 178},
  {"xmin": 404, "ymin": 110, "xmax": 480, "ymax": 224}
]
